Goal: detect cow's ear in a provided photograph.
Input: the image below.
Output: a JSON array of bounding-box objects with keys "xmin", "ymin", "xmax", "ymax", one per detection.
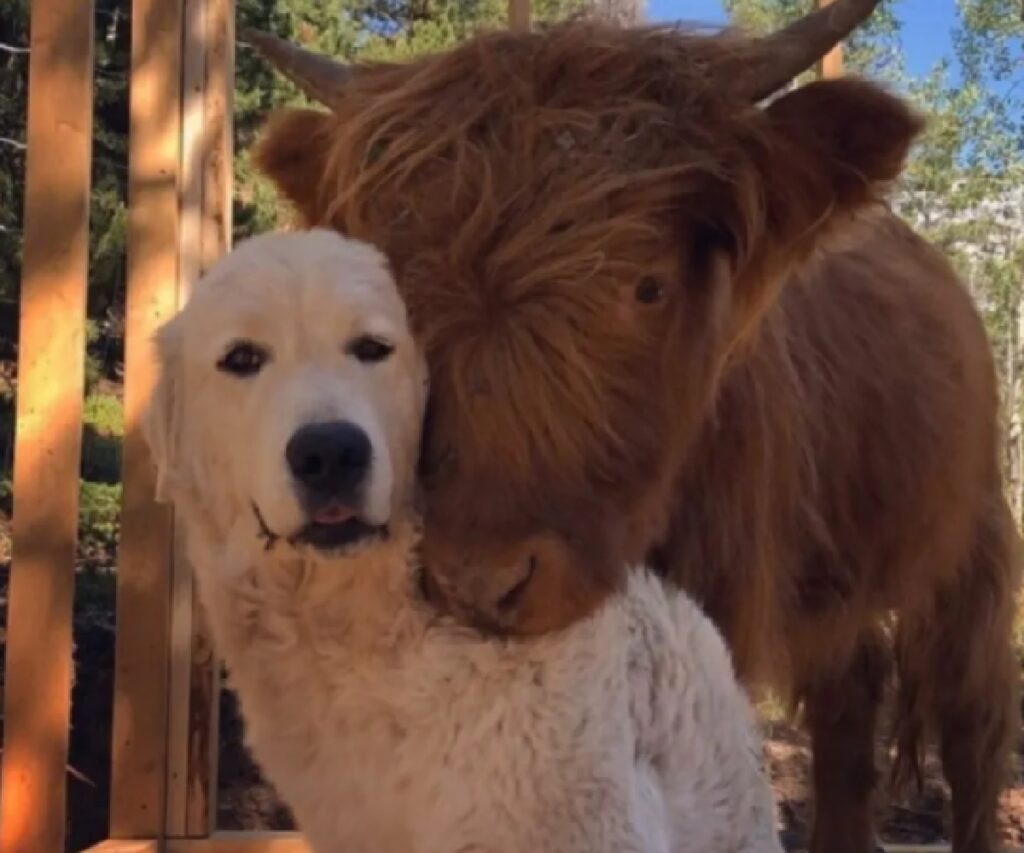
[
  {"xmin": 713, "ymin": 77, "xmax": 922, "ymax": 338},
  {"xmin": 254, "ymin": 108, "xmax": 335, "ymax": 226},
  {"xmin": 756, "ymin": 77, "xmax": 923, "ymax": 268}
]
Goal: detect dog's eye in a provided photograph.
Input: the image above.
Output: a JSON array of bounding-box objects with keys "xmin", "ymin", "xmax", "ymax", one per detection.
[
  {"xmin": 347, "ymin": 335, "xmax": 394, "ymax": 364},
  {"xmin": 217, "ymin": 342, "xmax": 269, "ymax": 377}
]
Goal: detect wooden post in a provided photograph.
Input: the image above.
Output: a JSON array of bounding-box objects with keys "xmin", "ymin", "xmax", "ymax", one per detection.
[
  {"xmin": 186, "ymin": 1, "xmax": 233, "ymax": 833},
  {"xmin": 817, "ymin": 0, "xmax": 844, "ymax": 78},
  {"xmin": 508, "ymin": 0, "xmax": 531, "ymax": 31},
  {"xmin": 165, "ymin": 0, "xmax": 235, "ymax": 836},
  {"xmin": 110, "ymin": 0, "xmax": 184, "ymax": 836},
  {"xmin": 164, "ymin": 0, "xmax": 206, "ymax": 829},
  {"xmin": 0, "ymin": 0, "xmax": 94, "ymax": 850}
]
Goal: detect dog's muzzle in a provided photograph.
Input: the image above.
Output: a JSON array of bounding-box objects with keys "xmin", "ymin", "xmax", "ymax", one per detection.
[
  {"xmin": 251, "ymin": 420, "xmax": 387, "ymax": 555},
  {"xmin": 251, "ymin": 501, "xmax": 387, "ymax": 555}
]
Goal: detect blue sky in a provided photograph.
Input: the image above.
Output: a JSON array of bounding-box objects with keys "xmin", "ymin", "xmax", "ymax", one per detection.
[{"xmin": 647, "ymin": 0, "xmax": 958, "ymax": 78}]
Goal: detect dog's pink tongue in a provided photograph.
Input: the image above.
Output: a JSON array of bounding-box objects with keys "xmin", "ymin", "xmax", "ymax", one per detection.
[{"xmin": 312, "ymin": 505, "xmax": 354, "ymax": 525}]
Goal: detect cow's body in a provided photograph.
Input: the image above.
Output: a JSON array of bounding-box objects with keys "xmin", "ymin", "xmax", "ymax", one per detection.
[
  {"xmin": 662, "ymin": 211, "xmax": 1018, "ymax": 852},
  {"xmin": 672, "ymin": 211, "xmax": 1003, "ymax": 688}
]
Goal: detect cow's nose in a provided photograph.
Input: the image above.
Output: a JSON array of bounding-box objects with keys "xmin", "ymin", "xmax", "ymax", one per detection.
[
  {"xmin": 285, "ymin": 421, "xmax": 371, "ymax": 498},
  {"xmin": 427, "ymin": 552, "xmax": 539, "ymax": 635},
  {"xmin": 421, "ymin": 526, "xmax": 616, "ymax": 635}
]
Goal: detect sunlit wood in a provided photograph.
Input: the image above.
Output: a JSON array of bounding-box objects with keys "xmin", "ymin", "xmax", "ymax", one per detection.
[
  {"xmin": 110, "ymin": 0, "xmax": 184, "ymax": 836},
  {"xmin": 0, "ymin": 0, "xmax": 94, "ymax": 849},
  {"xmin": 508, "ymin": 0, "xmax": 531, "ymax": 31},
  {"xmin": 817, "ymin": 0, "xmax": 845, "ymax": 78}
]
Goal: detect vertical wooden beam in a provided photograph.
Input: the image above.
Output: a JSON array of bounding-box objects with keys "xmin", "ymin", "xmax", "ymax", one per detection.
[
  {"xmin": 184, "ymin": 599, "xmax": 221, "ymax": 834},
  {"xmin": 164, "ymin": 0, "xmax": 206, "ymax": 831},
  {"xmin": 817, "ymin": 0, "xmax": 844, "ymax": 78},
  {"xmin": 110, "ymin": 0, "xmax": 183, "ymax": 837},
  {"xmin": 200, "ymin": 0, "xmax": 234, "ymax": 276},
  {"xmin": 508, "ymin": 0, "xmax": 531, "ymax": 32},
  {"xmin": 0, "ymin": 0, "xmax": 94, "ymax": 850},
  {"xmin": 165, "ymin": 0, "xmax": 235, "ymax": 836},
  {"xmin": 187, "ymin": 2, "xmax": 233, "ymax": 835}
]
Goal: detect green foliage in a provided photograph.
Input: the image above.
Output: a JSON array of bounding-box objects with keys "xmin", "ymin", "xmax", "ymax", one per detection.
[
  {"xmin": 893, "ymin": 1, "xmax": 1023, "ymax": 341},
  {"xmin": 81, "ymin": 393, "xmax": 124, "ymax": 483},
  {"xmin": 956, "ymin": 0, "xmax": 1023, "ymax": 84},
  {"xmin": 0, "ymin": 475, "xmax": 12, "ymax": 516},
  {"xmin": 0, "ymin": 478, "xmax": 121, "ymax": 565},
  {"xmin": 0, "ymin": 0, "xmax": 29, "ymax": 303},
  {"xmin": 84, "ymin": 393, "xmax": 124, "ymax": 438},
  {"xmin": 721, "ymin": 0, "xmax": 904, "ymax": 82},
  {"xmin": 232, "ymin": 0, "xmax": 592, "ymax": 239},
  {"xmin": 78, "ymin": 481, "xmax": 121, "ymax": 562}
]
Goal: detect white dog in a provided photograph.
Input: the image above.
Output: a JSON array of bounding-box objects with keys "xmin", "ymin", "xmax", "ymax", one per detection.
[{"xmin": 142, "ymin": 229, "xmax": 784, "ymax": 853}]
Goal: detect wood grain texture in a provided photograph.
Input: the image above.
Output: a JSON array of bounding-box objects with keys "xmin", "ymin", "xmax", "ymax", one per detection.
[
  {"xmin": 110, "ymin": 0, "xmax": 183, "ymax": 836},
  {"xmin": 507, "ymin": 0, "xmax": 531, "ymax": 31},
  {"xmin": 0, "ymin": 0, "xmax": 94, "ymax": 849},
  {"xmin": 817, "ymin": 0, "xmax": 845, "ymax": 78},
  {"xmin": 164, "ymin": 0, "xmax": 206, "ymax": 832}
]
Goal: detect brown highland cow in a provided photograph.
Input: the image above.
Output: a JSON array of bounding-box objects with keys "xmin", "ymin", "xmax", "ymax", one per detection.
[{"xmin": 247, "ymin": 2, "xmax": 1021, "ymax": 850}]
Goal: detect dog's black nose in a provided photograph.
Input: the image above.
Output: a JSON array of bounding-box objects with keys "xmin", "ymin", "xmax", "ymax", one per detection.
[{"xmin": 286, "ymin": 421, "xmax": 371, "ymax": 498}]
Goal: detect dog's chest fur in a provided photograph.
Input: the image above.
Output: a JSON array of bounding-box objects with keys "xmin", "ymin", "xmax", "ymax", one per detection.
[{"xmin": 187, "ymin": 523, "xmax": 778, "ymax": 853}]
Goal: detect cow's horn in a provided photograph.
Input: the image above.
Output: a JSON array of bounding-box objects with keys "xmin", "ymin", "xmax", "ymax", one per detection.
[
  {"xmin": 243, "ymin": 28, "xmax": 352, "ymax": 104},
  {"xmin": 737, "ymin": 0, "xmax": 883, "ymax": 101}
]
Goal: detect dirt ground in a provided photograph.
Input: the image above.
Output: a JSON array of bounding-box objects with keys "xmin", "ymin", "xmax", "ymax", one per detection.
[{"xmin": 762, "ymin": 719, "xmax": 1024, "ymax": 848}]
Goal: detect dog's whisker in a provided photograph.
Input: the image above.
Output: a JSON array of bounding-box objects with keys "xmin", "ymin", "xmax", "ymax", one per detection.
[{"xmin": 251, "ymin": 501, "xmax": 280, "ymax": 551}]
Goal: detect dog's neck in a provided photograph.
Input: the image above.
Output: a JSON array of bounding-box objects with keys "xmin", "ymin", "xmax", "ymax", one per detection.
[{"xmin": 184, "ymin": 513, "xmax": 438, "ymax": 667}]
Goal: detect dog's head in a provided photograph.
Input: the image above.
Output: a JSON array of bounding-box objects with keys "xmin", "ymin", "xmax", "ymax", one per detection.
[{"xmin": 143, "ymin": 229, "xmax": 427, "ymax": 557}]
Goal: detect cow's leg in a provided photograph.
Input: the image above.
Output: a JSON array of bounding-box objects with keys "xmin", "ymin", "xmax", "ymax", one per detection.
[
  {"xmin": 928, "ymin": 502, "xmax": 1019, "ymax": 853},
  {"xmin": 801, "ymin": 627, "xmax": 888, "ymax": 853}
]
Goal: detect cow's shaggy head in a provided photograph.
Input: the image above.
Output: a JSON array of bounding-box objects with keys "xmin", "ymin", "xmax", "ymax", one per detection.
[{"xmin": 251, "ymin": 7, "xmax": 922, "ymax": 634}]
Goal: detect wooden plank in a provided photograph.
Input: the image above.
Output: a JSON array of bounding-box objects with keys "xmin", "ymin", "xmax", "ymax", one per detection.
[
  {"xmin": 88, "ymin": 836, "xmax": 1010, "ymax": 853},
  {"xmin": 110, "ymin": 0, "xmax": 184, "ymax": 836},
  {"xmin": 179, "ymin": 0, "xmax": 206, "ymax": 294},
  {"xmin": 167, "ymin": 833, "xmax": 311, "ymax": 852},
  {"xmin": 0, "ymin": 0, "xmax": 95, "ymax": 849},
  {"xmin": 817, "ymin": 0, "xmax": 844, "ymax": 78},
  {"xmin": 184, "ymin": 0, "xmax": 234, "ymax": 835},
  {"xmin": 200, "ymin": 0, "xmax": 234, "ymax": 275},
  {"xmin": 165, "ymin": 530, "xmax": 197, "ymax": 834},
  {"xmin": 84, "ymin": 835, "xmax": 307, "ymax": 853},
  {"xmin": 184, "ymin": 600, "xmax": 220, "ymax": 834},
  {"xmin": 165, "ymin": 0, "xmax": 234, "ymax": 835},
  {"xmin": 80, "ymin": 842, "xmax": 159, "ymax": 853},
  {"xmin": 164, "ymin": 0, "xmax": 207, "ymax": 831},
  {"xmin": 507, "ymin": 0, "xmax": 531, "ymax": 31}
]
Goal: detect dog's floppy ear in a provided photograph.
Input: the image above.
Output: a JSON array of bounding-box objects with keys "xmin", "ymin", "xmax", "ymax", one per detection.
[{"xmin": 141, "ymin": 322, "xmax": 183, "ymax": 503}]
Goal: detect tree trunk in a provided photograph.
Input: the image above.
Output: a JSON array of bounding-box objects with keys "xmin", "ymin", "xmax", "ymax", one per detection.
[{"xmin": 1014, "ymin": 286, "xmax": 1024, "ymax": 525}]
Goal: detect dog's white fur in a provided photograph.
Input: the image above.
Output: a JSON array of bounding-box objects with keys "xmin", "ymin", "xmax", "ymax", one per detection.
[{"xmin": 143, "ymin": 229, "xmax": 784, "ymax": 853}]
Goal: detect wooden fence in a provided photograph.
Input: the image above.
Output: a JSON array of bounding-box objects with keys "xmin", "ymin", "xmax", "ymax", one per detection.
[{"xmin": 0, "ymin": 0, "xmax": 995, "ymax": 851}]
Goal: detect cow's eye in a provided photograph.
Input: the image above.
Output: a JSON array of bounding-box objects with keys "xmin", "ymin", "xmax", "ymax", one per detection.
[
  {"xmin": 217, "ymin": 341, "xmax": 269, "ymax": 377},
  {"xmin": 347, "ymin": 335, "xmax": 394, "ymax": 364},
  {"xmin": 635, "ymin": 277, "xmax": 664, "ymax": 305}
]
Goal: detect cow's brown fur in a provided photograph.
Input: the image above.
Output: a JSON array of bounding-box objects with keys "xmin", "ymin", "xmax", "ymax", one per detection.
[{"xmin": 255, "ymin": 24, "xmax": 1021, "ymax": 852}]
